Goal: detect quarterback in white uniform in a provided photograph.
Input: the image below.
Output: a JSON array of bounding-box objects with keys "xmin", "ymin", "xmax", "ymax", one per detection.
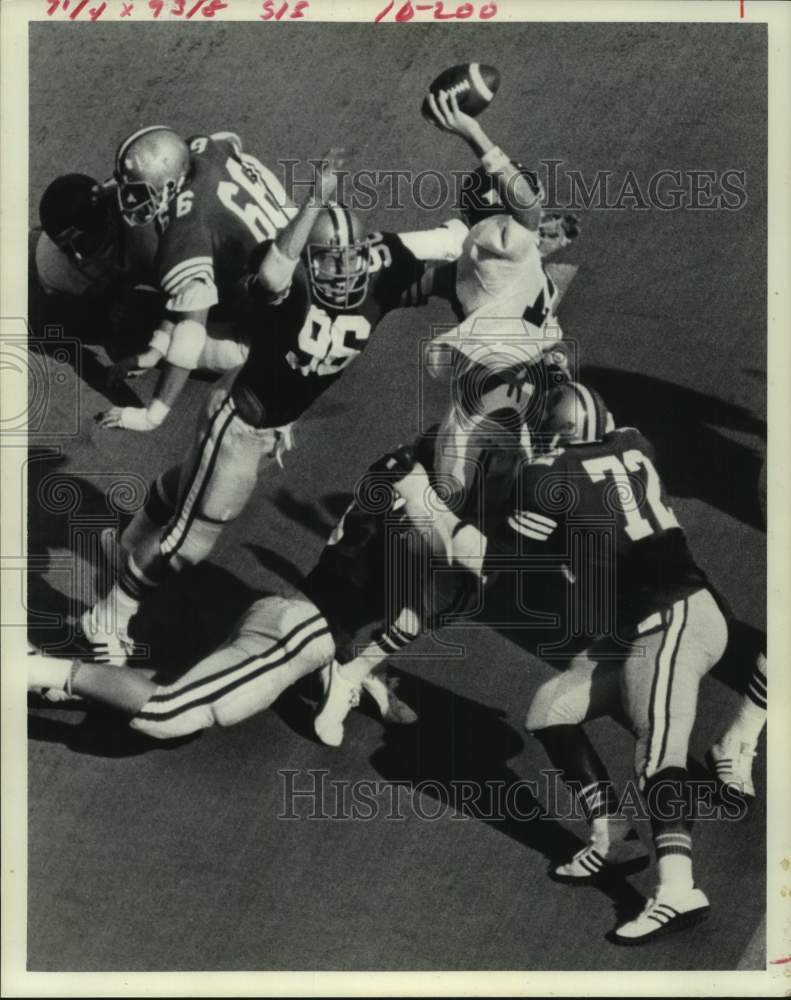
[{"xmin": 422, "ymin": 89, "xmax": 580, "ymax": 498}]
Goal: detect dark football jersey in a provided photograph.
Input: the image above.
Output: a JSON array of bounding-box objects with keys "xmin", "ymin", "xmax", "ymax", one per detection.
[
  {"xmin": 154, "ymin": 134, "xmax": 294, "ymax": 315},
  {"xmin": 232, "ymin": 231, "xmax": 431, "ymax": 427},
  {"xmin": 302, "ymin": 494, "xmax": 416, "ymax": 662},
  {"xmin": 303, "ymin": 432, "xmax": 487, "ymax": 660},
  {"xmin": 497, "ymin": 427, "xmax": 709, "ymax": 629}
]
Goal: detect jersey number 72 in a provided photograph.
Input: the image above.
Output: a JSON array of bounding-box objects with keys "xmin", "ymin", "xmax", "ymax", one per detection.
[{"xmin": 582, "ymin": 449, "xmax": 680, "ymax": 541}]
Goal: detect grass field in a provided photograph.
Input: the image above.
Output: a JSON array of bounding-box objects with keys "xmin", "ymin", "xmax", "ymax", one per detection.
[{"xmin": 25, "ymin": 20, "xmax": 767, "ymax": 971}]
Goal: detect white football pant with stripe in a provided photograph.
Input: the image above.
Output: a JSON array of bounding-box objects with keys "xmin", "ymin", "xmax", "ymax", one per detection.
[
  {"xmin": 130, "ymin": 596, "xmax": 334, "ymax": 739},
  {"xmin": 123, "ymin": 367, "xmax": 291, "ymax": 576},
  {"xmin": 525, "ymin": 588, "xmax": 728, "ymax": 784}
]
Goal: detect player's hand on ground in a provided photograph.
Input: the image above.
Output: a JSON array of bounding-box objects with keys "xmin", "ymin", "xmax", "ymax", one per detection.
[
  {"xmin": 425, "ymin": 90, "xmax": 483, "ymax": 146},
  {"xmin": 95, "ymin": 406, "xmax": 126, "ymax": 429}
]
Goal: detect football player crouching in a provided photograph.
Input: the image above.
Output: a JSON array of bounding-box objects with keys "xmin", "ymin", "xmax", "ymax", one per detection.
[
  {"xmin": 95, "ymin": 125, "xmax": 297, "ymax": 433},
  {"xmin": 36, "ymin": 173, "xmax": 132, "ymax": 299},
  {"xmin": 36, "ymin": 167, "xmax": 254, "ymax": 381}
]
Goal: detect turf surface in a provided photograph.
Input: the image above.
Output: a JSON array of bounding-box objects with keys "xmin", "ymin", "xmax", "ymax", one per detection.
[{"xmin": 26, "ymin": 21, "xmax": 766, "ymax": 971}]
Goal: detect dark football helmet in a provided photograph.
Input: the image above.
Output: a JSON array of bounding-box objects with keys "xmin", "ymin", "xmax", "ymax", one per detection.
[
  {"xmin": 458, "ymin": 164, "xmax": 544, "ymax": 227},
  {"xmin": 532, "ymin": 381, "xmax": 614, "ymax": 451},
  {"xmin": 304, "ymin": 206, "xmax": 370, "ymax": 310},
  {"xmin": 114, "ymin": 126, "xmax": 190, "ymax": 227},
  {"xmin": 39, "ymin": 173, "xmax": 114, "ymax": 262},
  {"xmin": 458, "ymin": 165, "xmax": 580, "ymax": 249}
]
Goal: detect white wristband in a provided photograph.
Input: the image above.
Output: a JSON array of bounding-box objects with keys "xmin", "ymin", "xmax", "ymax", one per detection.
[{"xmin": 120, "ymin": 400, "xmax": 171, "ymax": 432}]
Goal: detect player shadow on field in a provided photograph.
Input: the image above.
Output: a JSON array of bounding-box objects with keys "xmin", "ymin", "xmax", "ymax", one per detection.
[
  {"xmin": 27, "ymin": 447, "xmax": 108, "ymax": 654},
  {"xmin": 27, "ymin": 559, "xmax": 268, "ymax": 759},
  {"xmin": 583, "ymin": 365, "xmax": 766, "ymax": 531},
  {"xmin": 270, "ymin": 488, "xmax": 355, "ymax": 542},
  {"xmin": 368, "ymin": 669, "xmax": 647, "ymax": 925},
  {"xmin": 27, "ymin": 449, "xmax": 271, "ymax": 756},
  {"xmin": 26, "ymin": 448, "xmax": 183, "ymax": 756},
  {"xmin": 27, "ymin": 231, "xmax": 149, "ymax": 409}
]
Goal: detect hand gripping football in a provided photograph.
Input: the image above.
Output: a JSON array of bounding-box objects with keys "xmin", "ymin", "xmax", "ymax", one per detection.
[{"xmin": 421, "ymin": 63, "xmax": 501, "ymax": 120}]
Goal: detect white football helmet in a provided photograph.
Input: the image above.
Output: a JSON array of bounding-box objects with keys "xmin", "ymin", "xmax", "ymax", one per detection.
[{"xmin": 114, "ymin": 126, "xmax": 190, "ymax": 227}]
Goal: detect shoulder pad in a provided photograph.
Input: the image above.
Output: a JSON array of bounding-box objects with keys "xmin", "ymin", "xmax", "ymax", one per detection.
[{"xmin": 210, "ymin": 131, "xmax": 243, "ymax": 155}]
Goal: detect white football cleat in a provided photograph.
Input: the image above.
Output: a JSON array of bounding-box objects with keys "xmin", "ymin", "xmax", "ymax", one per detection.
[
  {"xmin": 80, "ymin": 606, "xmax": 134, "ymax": 664},
  {"xmin": 612, "ymin": 887, "xmax": 710, "ymax": 945},
  {"xmin": 552, "ymin": 836, "xmax": 649, "ymax": 884},
  {"xmin": 361, "ymin": 672, "xmax": 418, "ymax": 725},
  {"xmin": 314, "ymin": 661, "xmax": 361, "ymax": 747},
  {"xmin": 707, "ymin": 737, "xmax": 757, "ymax": 799}
]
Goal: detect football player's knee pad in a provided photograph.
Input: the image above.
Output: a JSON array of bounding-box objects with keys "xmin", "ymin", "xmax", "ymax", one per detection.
[
  {"xmin": 525, "ymin": 676, "xmax": 579, "ymax": 732},
  {"xmin": 163, "ymin": 516, "xmax": 224, "ymax": 570}
]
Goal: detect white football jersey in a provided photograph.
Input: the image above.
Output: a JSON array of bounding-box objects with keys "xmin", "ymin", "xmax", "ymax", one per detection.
[{"xmin": 454, "ymin": 215, "xmax": 557, "ymax": 325}]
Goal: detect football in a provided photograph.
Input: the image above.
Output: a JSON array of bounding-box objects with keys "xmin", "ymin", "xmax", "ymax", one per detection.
[{"xmin": 421, "ymin": 63, "xmax": 501, "ymax": 121}]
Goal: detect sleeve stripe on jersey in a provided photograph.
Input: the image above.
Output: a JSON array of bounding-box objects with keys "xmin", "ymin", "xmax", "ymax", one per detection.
[
  {"xmin": 511, "ymin": 510, "xmax": 556, "ymax": 533},
  {"xmin": 508, "ymin": 515, "xmax": 552, "ymax": 541},
  {"xmin": 508, "ymin": 511, "xmax": 556, "ymax": 539},
  {"xmin": 210, "ymin": 131, "xmax": 242, "ymax": 154},
  {"xmin": 164, "ymin": 267, "xmax": 216, "ymax": 296},
  {"xmin": 161, "ymin": 256, "xmax": 214, "ymax": 292},
  {"xmin": 400, "ymin": 270, "xmax": 430, "ymax": 308},
  {"xmin": 518, "ymin": 509, "xmax": 555, "ymax": 529}
]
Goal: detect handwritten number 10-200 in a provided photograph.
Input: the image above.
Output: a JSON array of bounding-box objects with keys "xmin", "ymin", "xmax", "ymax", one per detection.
[{"xmin": 375, "ymin": 1, "xmax": 497, "ymax": 21}]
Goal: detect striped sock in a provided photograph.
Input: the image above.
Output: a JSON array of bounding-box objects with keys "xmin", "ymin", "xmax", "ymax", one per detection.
[
  {"xmin": 90, "ymin": 556, "xmax": 157, "ymax": 635},
  {"xmin": 118, "ymin": 554, "xmax": 160, "ymax": 604},
  {"xmin": 727, "ymin": 653, "xmax": 767, "ymax": 747},
  {"xmin": 121, "ymin": 477, "xmax": 175, "ymax": 552},
  {"xmin": 578, "ymin": 781, "xmax": 630, "ymax": 852},
  {"xmin": 374, "ymin": 617, "xmax": 419, "ymax": 657},
  {"xmin": 578, "ymin": 779, "xmax": 618, "ymax": 821},
  {"xmin": 655, "ymin": 831, "xmax": 694, "ymax": 893}
]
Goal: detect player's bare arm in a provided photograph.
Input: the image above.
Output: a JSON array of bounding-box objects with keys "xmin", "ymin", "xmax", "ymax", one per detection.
[
  {"xmin": 426, "ymin": 90, "xmax": 542, "ymax": 232},
  {"xmin": 106, "ymin": 317, "xmax": 176, "ymax": 388},
  {"xmin": 97, "ymin": 307, "xmax": 209, "ymax": 431},
  {"xmin": 255, "ymin": 149, "xmax": 344, "ymax": 298},
  {"xmin": 390, "ymin": 454, "xmax": 487, "ymax": 578}
]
